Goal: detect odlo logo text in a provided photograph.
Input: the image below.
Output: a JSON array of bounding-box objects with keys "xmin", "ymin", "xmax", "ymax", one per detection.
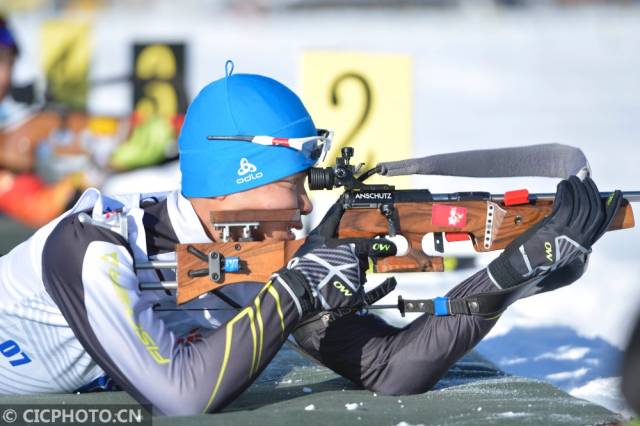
[
  {"xmin": 236, "ymin": 158, "xmax": 263, "ymax": 185},
  {"xmin": 333, "ymin": 281, "xmax": 353, "ymax": 297}
]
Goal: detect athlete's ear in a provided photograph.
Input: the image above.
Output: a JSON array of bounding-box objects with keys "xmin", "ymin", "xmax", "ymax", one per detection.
[{"xmin": 213, "ymin": 195, "xmax": 227, "ymax": 201}]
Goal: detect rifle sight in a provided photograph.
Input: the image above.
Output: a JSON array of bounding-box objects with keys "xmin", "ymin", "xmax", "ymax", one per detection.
[{"xmin": 308, "ymin": 147, "xmax": 359, "ymax": 190}]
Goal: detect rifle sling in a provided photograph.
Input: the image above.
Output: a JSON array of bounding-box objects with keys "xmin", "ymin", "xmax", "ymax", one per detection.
[
  {"xmin": 395, "ymin": 277, "xmax": 540, "ymax": 318},
  {"xmin": 377, "ymin": 143, "xmax": 590, "ymax": 180},
  {"xmin": 364, "ymin": 277, "xmax": 397, "ymax": 305}
]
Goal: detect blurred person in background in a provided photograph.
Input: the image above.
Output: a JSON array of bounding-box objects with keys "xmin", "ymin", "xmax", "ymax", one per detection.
[
  {"xmin": 0, "ymin": 16, "xmax": 23, "ymax": 123},
  {"xmin": 0, "ymin": 16, "xmax": 84, "ymax": 229},
  {"xmin": 0, "ymin": 64, "xmax": 622, "ymax": 416}
]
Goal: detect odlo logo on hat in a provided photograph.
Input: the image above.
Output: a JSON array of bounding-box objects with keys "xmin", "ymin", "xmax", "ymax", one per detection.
[{"xmin": 236, "ymin": 158, "xmax": 264, "ymax": 185}]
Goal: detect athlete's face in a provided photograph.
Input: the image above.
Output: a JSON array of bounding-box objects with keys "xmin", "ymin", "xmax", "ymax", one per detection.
[
  {"xmin": 0, "ymin": 47, "xmax": 14, "ymax": 102},
  {"xmin": 235, "ymin": 171, "xmax": 312, "ymax": 241},
  {"xmin": 240, "ymin": 171, "xmax": 312, "ymax": 213},
  {"xmin": 191, "ymin": 171, "xmax": 313, "ymax": 242}
]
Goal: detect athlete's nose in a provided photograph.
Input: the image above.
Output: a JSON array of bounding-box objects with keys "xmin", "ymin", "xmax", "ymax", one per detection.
[{"xmin": 299, "ymin": 190, "xmax": 313, "ymax": 215}]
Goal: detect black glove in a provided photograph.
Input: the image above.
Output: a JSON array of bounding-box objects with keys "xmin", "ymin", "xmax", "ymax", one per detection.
[
  {"xmin": 274, "ymin": 199, "xmax": 397, "ymax": 315},
  {"xmin": 488, "ymin": 175, "xmax": 622, "ymax": 289},
  {"xmin": 292, "ymin": 197, "xmax": 395, "ymax": 269},
  {"xmin": 294, "ymin": 197, "xmax": 346, "ymax": 257}
]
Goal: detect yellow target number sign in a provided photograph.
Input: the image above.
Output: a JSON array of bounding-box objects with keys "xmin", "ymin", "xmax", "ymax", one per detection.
[
  {"xmin": 40, "ymin": 20, "xmax": 91, "ymax": 109},
  {"xmin": 133, "ymin": 43, "xmax": 187, "ymax": 119},
  {"xmin": 300, "ymin": 51, "xmax": 413, "ymax": 183}
]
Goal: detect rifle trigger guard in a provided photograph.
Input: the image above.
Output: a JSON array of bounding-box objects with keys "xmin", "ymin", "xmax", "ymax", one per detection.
[
  {"xmin": 380, "ymin": 204, "xmax": 400, "ymax": 237},
  {"xmin": 434, "ymin": 232, "xmax": 445, "ymax": 254}
]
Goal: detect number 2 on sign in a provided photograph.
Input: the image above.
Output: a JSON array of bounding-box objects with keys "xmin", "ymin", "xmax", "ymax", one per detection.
[{"xmin": 0, "ymin": 340, "xmax": 31, "ymax": 367}]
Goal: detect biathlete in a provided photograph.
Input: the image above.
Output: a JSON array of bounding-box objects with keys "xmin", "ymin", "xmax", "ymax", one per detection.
[
  {"xmin": 0, "ymin": 18, "xmax": 83, "ymax": 227},
  {"xmin": 0, "ymin": 63, "xmax": 620, "ymax": 415}
]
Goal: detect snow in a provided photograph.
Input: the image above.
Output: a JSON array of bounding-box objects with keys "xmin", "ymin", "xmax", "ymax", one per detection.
[
  {"xmin": 474, "ymin": 326, "xmax": 628, "ymax": 414},
  {"xmin": 570, "ymin": 377, "xmax": 634, "ymax": 419},
  {"xmin": 548, "ymin": 413, "xmax": 582, "ymax": 423},
  {"xmin": 496, "ymin": 412, "xmax": 528, "ymax": 418}
]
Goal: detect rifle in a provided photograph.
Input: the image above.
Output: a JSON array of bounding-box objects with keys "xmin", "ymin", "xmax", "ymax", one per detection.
[{"xmin": 139, "ymin": 144, "xmax": 638, "ymax": 309}]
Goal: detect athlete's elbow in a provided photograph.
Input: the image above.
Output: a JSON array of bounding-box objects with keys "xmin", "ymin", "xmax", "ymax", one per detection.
[{"xmin": 140, "ymin": 370, "xmax": 218, "ymax": 415}]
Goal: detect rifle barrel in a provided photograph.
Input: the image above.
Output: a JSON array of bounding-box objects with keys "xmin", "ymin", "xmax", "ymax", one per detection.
[
  {"xmin": 428, "ymin": 190, "xmax": 640, "ymax": 203},
  {"xmin": 429, "ymin": 191, "xmax": 640, "ymax": 203},
  {"xmin": 520, "ymin": 191, "xmax": 640, "ymax": 203}
]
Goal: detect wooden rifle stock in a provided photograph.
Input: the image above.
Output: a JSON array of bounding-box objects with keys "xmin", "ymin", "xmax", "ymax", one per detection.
[
  {"xmin": 339, "ymin": 198, "xmax": 634, "ymax": 273},
  {"xmin": 174, "ymin": 197, "xmax": 634, "ymax": 304}
]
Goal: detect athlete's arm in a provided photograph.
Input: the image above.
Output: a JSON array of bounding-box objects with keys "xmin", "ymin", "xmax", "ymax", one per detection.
[
  {"xmin": 42, "ymin": 213, "xmax": 308, "ymax": 415},
  {"xmin": 42, "ymin": 213, "xmax": 376, "ymax": 415}
]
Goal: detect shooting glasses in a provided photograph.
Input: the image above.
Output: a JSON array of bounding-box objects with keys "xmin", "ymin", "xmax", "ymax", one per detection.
[{"xmin": 207, "ymin": 129, "xmax": 333, "ymax": 163}]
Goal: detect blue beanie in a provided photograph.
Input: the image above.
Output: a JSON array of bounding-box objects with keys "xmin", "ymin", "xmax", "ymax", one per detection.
[
  {"xmin": 179, "ymin": 64, "xmax": 317, "ymax": 198},
  {"xmin": 0, "ymin": 17, "xmax": 18, "ymax": 56}
]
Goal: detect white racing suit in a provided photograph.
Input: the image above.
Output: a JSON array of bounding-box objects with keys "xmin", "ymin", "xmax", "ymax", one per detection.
[{"xmin": 0, "ymin": 188, "xmax": 500, "ymax": 415}]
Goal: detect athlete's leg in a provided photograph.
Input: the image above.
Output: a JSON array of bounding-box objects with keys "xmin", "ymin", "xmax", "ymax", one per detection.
[{"xmin": 292, "ymin": 269, "xmax": 499, "ymax": 394}]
